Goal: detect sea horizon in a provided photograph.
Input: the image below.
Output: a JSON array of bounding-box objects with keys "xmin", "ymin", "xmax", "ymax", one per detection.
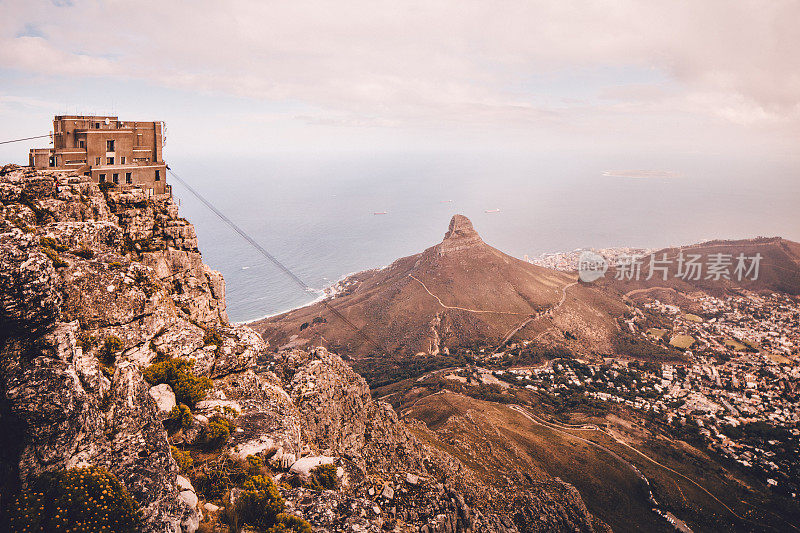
[{"xmin": 169, "ymin": 151, "xmax": 800, "ymax": 323}]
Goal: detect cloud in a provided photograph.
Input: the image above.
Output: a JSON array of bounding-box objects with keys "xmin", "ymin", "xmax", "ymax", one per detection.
[{"xmin": 0, "ymin": 0, "xmax": 798, "ymax": 153}]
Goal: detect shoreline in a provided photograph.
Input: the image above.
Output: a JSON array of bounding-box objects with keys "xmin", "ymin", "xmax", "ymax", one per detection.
[{"xmin": 235, "ymin": 267, "xmax": 382, "ymax": 325}]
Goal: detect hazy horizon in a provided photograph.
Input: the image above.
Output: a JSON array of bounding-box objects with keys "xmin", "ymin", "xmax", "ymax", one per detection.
[
  {"xmin": 166, "ymin": 151, "xmax": 800, "ymax": 322},
  {"xmin": 1, "ymin": 1, "xmax": 799, "ymax": 163}
]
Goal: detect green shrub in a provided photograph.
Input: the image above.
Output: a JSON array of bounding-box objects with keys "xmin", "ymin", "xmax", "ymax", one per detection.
[
  {"xmin": 8, "ymin": 466, "xmax": 141, "ymax": 532},
  {"xmin": 76, "ymin": 333, "xmax": 96, "ymax": 352},
  {"xmin": 203, "ymin": 416, "xmax": 236, "ymax": 449},
  {"xmin": 171, "ymin": 446, "xmax": 194, "ymax": 472},
  {"xmin": 134, "ymin": 269, "xmax": 158, "ymax": 297},
  {"xmin": 41, "ymin": 245, "xmax": 67, "ymax": 268},
  {"xmin": 267, "ymin": 513, "xmax": 313, "ymax": 533},
  {"xmin": 169, "ymin": 404, "xmax": 193, "ymax": 430},
  {"xmin": 193, "ymin": 455, "xmax": 249, "ymax": 501},
  {"xmin": 99, "ymin": 336, "xmax": 124, "ymax": 366},
  {"xmin": 143, "ymin": 358, "xmax": 212, "ymax": 407},
  {"xmin": 246, "ymin": 455, "xmax": 264, "ymax": 476},
  {"xmin": 19, "ymin": 192, "xmax": 52, "ymax": 224},
  {"xmin": 234, "ymin": 475, "xmax": 284, "ymax": 530},
  {"xmin": 203, "ymin": 328, "xmax": 223, "ymax": 347},
  {"xmin": 305, "ymin": 463, "xmax": 337, "ymax": 491},
  {"xmin": 72, "ymin": 246, "xmax": 95, "ymax": 259},
  {"xmin": 39, "ymin": 237, "xmax": 67, "ymax": 252}
]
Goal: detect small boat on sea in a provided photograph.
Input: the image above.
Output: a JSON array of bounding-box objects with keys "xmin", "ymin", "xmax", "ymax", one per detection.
[
  {"xmin": 484, "ymin": 208, "xmax": 500, "ymax": 213},
  {"xmin": 373, "ymin": 211, "xmax": 387, "ymax": 215},
  {"xmin": 440, "ymin": 199, "xmax": 453, "ymax": 203}
]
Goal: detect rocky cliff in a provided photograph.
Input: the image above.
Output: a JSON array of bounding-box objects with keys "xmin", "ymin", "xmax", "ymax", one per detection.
[{"xmin": 0, "ymin": 165, "xmax": 598, "ymax": 532}]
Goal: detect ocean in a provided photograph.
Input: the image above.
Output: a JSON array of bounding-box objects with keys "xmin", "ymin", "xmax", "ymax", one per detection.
[{"xmin": 168, "ymin": 151, "xmax": 800, "ymax": 323}]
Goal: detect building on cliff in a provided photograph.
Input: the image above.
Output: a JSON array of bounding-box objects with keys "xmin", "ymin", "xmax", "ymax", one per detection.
[{"xmin": 29, "ymin": 115, "xmax": 169, "ymax": 195}]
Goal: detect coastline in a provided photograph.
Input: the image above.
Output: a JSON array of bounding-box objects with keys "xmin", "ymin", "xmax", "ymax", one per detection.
[{"xmin": 235, "ymin": 266, "xmax": 383, "ymax": 325}]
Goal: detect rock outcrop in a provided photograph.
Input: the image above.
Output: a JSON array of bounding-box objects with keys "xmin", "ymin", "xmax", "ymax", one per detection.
[
  {"xmin": 435, "ymin": 214, "xmax": 484, "ymax": 255},
  {"xmin": 0, "ymin": 166, "xmax": 598, "ymax": 532}
]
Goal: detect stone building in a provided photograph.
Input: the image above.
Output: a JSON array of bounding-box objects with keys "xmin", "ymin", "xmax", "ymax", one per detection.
[{"xmin": 29, "ymin": 115, "xmax": 169, "ymax": 195}]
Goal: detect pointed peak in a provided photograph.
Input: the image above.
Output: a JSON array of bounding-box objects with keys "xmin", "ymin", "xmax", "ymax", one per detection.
[
  {"xmin": 445, "ymin": 214, "xmax": 475, "ymax": 239},
  {"xmin": 438, "ymin": 214, "xmax": 483, "ymax": 254}
]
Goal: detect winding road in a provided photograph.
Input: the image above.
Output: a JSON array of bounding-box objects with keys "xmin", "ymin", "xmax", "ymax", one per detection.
[
  {"xmin": 496, "ymin": 280, "xmax": 578, "ymax": 348},
  {"xmin": 408, "ymin": 274, "xmax": 530, "ymax": 315},
  {"xmin": 408, "ymin": 273, "xmax": 580, "ymax": 350}
]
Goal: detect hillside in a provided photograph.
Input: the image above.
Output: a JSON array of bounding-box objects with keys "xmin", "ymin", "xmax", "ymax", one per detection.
[
  {"xmin": 599, "ymin": 237, "xmax": 800, "ymax": 297},
  {"xmin": 0, "ymin": 165, "xmax": 600, "ymax": 532},
  {"xmin": 253, "ymin": 215, "xmax": 627, "ymax": 366}
]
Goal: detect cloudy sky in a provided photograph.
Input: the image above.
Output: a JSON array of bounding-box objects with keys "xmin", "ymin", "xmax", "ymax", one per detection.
[{"xmin": 0, "ymin": 0, "xmax": 798, "ymax": 160}]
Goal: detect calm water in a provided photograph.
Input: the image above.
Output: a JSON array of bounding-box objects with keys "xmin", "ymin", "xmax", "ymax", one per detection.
[{"xmin": 169, "ymin": 152, "xmax": 800, "ymax": 323}]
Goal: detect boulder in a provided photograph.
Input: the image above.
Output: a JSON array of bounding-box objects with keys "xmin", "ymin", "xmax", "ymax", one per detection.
[
  {"xmin": 179, "ymin": 489, "xmax": 198, "ymax": 509},
  {"xmin": 288, "ymin": 455, "xmax": 335, "ymax": 479},
  {"xmin": 176, "ymin": 474, "xmax": 194, "ymax": 492},
  {"xmin": 148, "ymin": 383, "xmax": 176, "ymax": 413}
]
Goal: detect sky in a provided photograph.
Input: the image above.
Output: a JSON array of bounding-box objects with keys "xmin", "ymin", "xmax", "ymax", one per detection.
[{"xmin": 0, "ymin": 0, "xmax": 799, "ymax": 161}]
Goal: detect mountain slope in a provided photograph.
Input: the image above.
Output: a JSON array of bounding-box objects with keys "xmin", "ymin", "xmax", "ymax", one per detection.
[
  {"xmin": 599, "ymin": 237, "xmax": 800, "ymax": 297},
  {"xmin": 254, "ymin": 215, "xmax": 627, "ymax": 359}
]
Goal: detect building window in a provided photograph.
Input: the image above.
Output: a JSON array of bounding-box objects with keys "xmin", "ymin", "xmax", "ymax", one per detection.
[
  {"xmin": 96, "ymin": 157, "xmax": 101, "ymax": 165},
  {"xmin": 107, "ymin": 157, "xmax": 114, "ymax": 165},
  {"xmin": 120, "ymin": 156, "xmax": 126, "ymax": 164},
  {"xmin": 99, "ymin": 174, "xmax": 106, "ymax": 182},
  {"xmin": 79, "ymin": 140, "xmax": 85, "ymax": 148},
  {"xmin": 95, "ymin": 123, "xmax": 100, "ymax": 129},
  {"xmin": 107, "ymin": 140, "xmax": 115, "ymax": 151},
  {"xmin": 155, "ymin": 170, "xmax": 161, "ymax": 181},
  {"xmin": 125, "ymin": 172, "xmax": 132, "ymax": 184},
  {"xmin": 113, "ymin": 173, "xmax": 119, "ymax": 184}
]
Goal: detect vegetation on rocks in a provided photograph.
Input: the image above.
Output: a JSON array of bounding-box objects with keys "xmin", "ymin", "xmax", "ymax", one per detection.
[
  {"xmin": 6, "ymin": 466, "xmax": 141, "ymax": 533},
  {"xmin": 99, "ymin": 335, "xmax": 123, "ymax": 366},
  {"xmin": 40, "ymin": 245, "xmax": 67, "ymax": 268},
  {"xmin": 227, "ymin": 475, "xmax": 284, "ymax": 531},
  {"xmin": 168, "ymin": 403, "xmax": 193, "ymax": 429},
  {"xmin": 203, "ymin": 415, "xmax": 236, "ymax": 449},
  {"xmin": 171, "ymin": 446, "xmax": 193, "ymax": 471},
  {"xmin": 203, "ymin": 327, "xmax": 223, "ymax": 347},
  {"xmin": 194, "ymin": 455, "xmax": 251, "ymax": 501},
  {"xmin": 267, "ymin": 514, "xmax": 314, "ymax": 533},
  {"xmin": 143, "ymin": 358, "xmax": 212, "ymax": 406},
  {"xmin": 19, "ymin": 191, "xmax": 52, "ymax": 224},
  {"xmin": 71, "ymin": 246, "xmax": 95, "ymax": 259},
  {"xmin": 133, "ymin": 269, "xmax": 159, "ymax": 297},
  {"xmin": 39, "ymin": 237, "xmax": 67, "ymax": 252},
  {"xmin": 305, "ymin": 463, "xmax": 338, "ymax": 491}
]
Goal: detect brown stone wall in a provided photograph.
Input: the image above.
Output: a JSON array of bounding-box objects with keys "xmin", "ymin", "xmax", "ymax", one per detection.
[{"xmin": 92, "ymin": 163, "xmax": 168, "ymax": 194}]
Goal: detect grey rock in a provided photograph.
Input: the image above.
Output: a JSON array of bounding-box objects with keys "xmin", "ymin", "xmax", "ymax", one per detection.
[{"xmin": 149, "ymin": 383, "xmax": 176, "ymax": 413}]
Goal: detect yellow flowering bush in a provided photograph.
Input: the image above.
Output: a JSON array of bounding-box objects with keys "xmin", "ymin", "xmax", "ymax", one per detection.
[{"xmin": 8, "ymin": 466, "xmax": 141, "ymax": 532}]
